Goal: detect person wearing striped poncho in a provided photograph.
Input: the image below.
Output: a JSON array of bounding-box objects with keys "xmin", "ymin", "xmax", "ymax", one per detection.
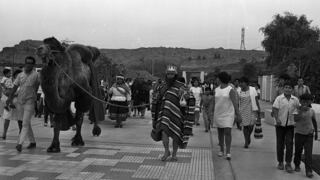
[{"xmin": 151, "ymin": 65, "xmax": 195, "ymax": 162}]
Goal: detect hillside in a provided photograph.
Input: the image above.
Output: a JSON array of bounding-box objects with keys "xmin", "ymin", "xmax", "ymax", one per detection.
[
  {"xmin": 0, "ymin": 40, "xmax": 267, "ymax": 78},
  {"xmin": 100, "ymin": 47, "xmax": 267, "ymax": 70}
]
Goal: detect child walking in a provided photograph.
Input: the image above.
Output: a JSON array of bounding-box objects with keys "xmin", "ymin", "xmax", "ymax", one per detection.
[
  {"xmin": 201, "ymin": 87, "xmax": 213, "ymax": 132},
  {"xmin": 272, "ymin": 81, "xmax": 299, "ymax": 173},
  {"xmin": 294, "ymin": 93, "xmax": 318, "ymax": 178}
]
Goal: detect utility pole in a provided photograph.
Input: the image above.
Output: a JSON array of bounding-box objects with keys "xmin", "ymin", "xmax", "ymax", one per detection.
[{"xmin": 240, "ymin": 27, "xmax": 246, "ymax": 50}]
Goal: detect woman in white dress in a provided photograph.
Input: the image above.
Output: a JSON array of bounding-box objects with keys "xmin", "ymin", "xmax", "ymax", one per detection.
[
  {"xmin": 190, "ymin": 78, "xmax": 202, "ymax": 126},
  {"xmin": 212, "ymin": 72, "xmax": 241, "ymax": 160}
]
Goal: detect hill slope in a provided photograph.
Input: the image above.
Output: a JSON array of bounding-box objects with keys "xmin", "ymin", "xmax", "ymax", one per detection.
[{"xmin": 0, "ymin": 40, "xmax": 267, "ymax": 77}]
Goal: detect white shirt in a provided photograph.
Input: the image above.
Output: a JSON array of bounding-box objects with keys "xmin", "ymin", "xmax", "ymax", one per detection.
[{"xmin": 273, "ymin": 94, "xmax": 300, "ymax": 126}]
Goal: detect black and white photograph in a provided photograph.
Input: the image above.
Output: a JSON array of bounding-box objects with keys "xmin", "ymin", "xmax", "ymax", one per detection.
[{"xmin": 0, "ymin": 0, "xmax": 320, "ymax": 179}]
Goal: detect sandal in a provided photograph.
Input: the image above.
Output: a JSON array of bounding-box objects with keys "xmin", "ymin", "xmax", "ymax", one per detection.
[
  {"xmin": 161, "ymin": 152, "xmax": 171, "ymax": 161},
  {"xmin": 170, "ymin": 156, "xmax": 178, "ymax": 162}
]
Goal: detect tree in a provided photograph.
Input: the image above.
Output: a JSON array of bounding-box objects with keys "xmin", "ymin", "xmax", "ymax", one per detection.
[
  {"xmin": 284, "ymin": 41, "xmax": 320, "ymax": 102},
  {"xmin": 260, "ymin": 12, "xmax": 319, "ymax": 66},
  {"xmin": 242, "ymin": 63, "xmax": 258, "ymax": 81}
]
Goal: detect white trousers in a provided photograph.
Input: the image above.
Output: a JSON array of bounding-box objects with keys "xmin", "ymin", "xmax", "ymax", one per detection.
[{"xmin": 17, "ymin": 100, "xmax": 36, "ymax": 145}]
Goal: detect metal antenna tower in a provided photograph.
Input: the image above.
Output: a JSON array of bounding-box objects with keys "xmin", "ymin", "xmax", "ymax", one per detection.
[{"xmin": 240, "ymin": 27, "xmax": 246, "ymax": 50}]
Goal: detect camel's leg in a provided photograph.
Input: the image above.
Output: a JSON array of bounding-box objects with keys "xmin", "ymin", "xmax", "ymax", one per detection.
[
  {"xmin": 71, "ymin": 111, "xmax": 84, "ymax": 146},
  {"xmin": 47, "ymin": 117, "xmax": 61, "ymax": 153}
]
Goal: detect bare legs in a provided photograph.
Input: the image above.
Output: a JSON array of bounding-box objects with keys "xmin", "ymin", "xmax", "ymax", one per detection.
[
  {"xmin": 161, "ymin": 131, "xmax": 179, "ymax": 161},
  {"xmin": 2, "ymin": 119, "xmax": 22, "ymax": 139},
  {"xmin": 161, "ymin": 131, "xmax": 170, "ymax": 161},
  {"xmin": 217, "ymin": 128, "xmax": 232, "ymax": 155}
]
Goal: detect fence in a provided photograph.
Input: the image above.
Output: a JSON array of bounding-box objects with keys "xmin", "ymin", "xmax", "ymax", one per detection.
[{"xmin": 258, "ymin": 75, "xmax": 277, "ymax": 102}]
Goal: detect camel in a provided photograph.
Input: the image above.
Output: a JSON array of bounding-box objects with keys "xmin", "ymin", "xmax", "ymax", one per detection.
[{"xmin": 36, "ymin": 37, "xmax": 105, "ymax": 153}]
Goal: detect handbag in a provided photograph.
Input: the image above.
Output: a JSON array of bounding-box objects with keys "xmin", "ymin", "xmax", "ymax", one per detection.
[{"xmin": 151, "ymin": 128, "xmax": 162, "ymax": 142}]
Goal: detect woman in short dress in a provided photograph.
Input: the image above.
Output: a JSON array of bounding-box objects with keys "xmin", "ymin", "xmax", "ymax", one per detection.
[
  {"xmin": 213, "ymin": 72, "xmax": 241, "ymax": 160},
  {"xmin": 238, "ymin": 77, "xmax": 260, "ymax": 148}
]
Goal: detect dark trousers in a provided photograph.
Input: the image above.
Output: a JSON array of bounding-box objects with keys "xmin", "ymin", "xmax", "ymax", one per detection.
[
  {"xmin": 294, "ymin": 133, "xmax": 313, "ymax": 173},
  {"xmin": 275, "ymin": 126, "xmax": 294, "ymax": 164},
  {"xmin": 243, "ymin": 125, "xmax": 254, "ymax": 146}
]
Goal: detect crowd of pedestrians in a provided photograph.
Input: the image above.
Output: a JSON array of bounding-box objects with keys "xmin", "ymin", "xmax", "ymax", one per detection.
[{"xmin": 0, "ymin": 59, "xmax": 318, "ymax": 178}]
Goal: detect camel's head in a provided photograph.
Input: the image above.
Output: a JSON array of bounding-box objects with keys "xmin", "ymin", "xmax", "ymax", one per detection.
[
  {"xmin": 36, "ymin": 37, "xmax": 72, "ymax": 113},
  {"xmin": 36, "ymin": 37, "xmax": 66, "ymax": 66}
]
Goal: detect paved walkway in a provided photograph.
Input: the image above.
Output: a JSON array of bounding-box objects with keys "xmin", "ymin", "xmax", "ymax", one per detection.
[{"xmin": 0, "ymin": 101, "xmax": 319, "ymax": 180}]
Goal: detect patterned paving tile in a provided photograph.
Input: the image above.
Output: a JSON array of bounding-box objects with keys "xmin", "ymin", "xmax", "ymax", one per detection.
[
  {"xmin": 81, "ymin": 165, "xmax": 112, "ymax": 173},
  {"xmin": 13, "ymin": 171, "xmax": 59, "ymax": 180},
  {"xmin": 83, "ymin": 149, "xmax": 118, "ymax": 156},
  {"xmin": 56, "ymin": 171, "xmax": 105, "ymax": 180},
  {"xmin": 114, "ymin": 162, "xmax": 141, "ymax": 170},
  {"xmin": 119, "ymin": 155, "xmax": 146, "ymax": 163},
  {"xmin": 0, "ymin": 140, "xmax": 214, "ymax": 180}
]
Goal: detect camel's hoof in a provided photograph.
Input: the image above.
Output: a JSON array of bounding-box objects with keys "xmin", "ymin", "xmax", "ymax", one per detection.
[
  {"xmin": 71, "ymin": 139, "xmax": 84, "ymax": 146},
  {"xmin": 92, "ymin": 126, "xmax": 101, "ymax": 136},
  {"xmin": 47, "ymin": 143, "xmax": 61, "ymax": 153}
]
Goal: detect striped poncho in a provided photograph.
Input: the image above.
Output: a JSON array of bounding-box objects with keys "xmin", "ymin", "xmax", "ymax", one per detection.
[{"xmin": 151, "ymin": 80, "xmax": 195, "ymax": 148}]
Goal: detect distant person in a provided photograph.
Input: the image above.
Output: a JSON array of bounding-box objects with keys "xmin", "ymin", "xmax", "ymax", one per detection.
[
  {"xmin": 6, "ymin": 56, "xmax": 40, "ymax": 152},
  {"xmin": 293, "ymin": 77, "xmax": 311, "ymax": 99},
  {"xmin": 209, "ymin": 79, "xmax": 216, "ymax": 91},
  {"xmin": 238, "ymin": 77, "xmax": 260, "ymax": 148},
  {"xmin": 232, "ymin": 78, "xmax": 241, "ymax": 130},
  {"xmin": 272, "ymin": 81, "xmax": 299, "ymax": 173},
  {"xmin": 108, "ymin": 74, "xmax": 130, "ymax": 128},
  {"xmin": 213, "ymin": 72, "xmax": 241, "ymax": 160},
  {"xmin": 254, "ymin": 83, "xmax": 261, "ymax": 100},
  {"xmin": 190, "ymin": 78, "xmax": 202, "ymax": 126},
  {"xmin": 274, "ymin": 74, "xmax": 290, "ymax": 101},
  {"xmin": 293, "ymin": 93, "xmax": 318, "ymax": 178},
  {"xmin": 233, "ymin": 79, "xmax": 241, "ymax": 94},
  {"xmin": 201, "ymin": 87, "xmax": 214, "ymax": 132}
]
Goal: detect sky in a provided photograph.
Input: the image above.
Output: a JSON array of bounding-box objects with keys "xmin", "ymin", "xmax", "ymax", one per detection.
[{"xmin": 0, "ymin": 0, "xmax": 320, "ymax": 50}]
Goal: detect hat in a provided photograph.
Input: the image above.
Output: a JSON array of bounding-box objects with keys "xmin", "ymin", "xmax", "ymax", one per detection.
[
  {"xmin": 116, "ymin": 74, "xmax": 124, "ymax": 79},
  {"xmin": 166, "ymin": 65, "xmax": 177, "ymax": 74}
]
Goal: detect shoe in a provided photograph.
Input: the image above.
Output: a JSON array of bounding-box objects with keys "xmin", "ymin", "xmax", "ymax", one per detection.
[
  {"xmin": 196, "ymin": 123, "xmax": 200, "ymax": 126},
  {"xmin": 119, "ymin": 124, "xmax": 123, "ymax": 128},
  {"xmin": 26, "ymin": 143, "xmax": 36, "ymax": 149},
  {"xmin": 16, "ymin": 144, "xmax": 22, "ymax": 152},
  {"xmin": 1, "ymin": 136, "xmax": 6, "ymax": 140},
  {"xmin": 218, "ymin": 151, "xmax": 224, "ymax": 157},
  {"xmin": 306, "ymin": 171, "xmax": 314, "ymax": 178},
  {"xmin": 205, "ymin": 130, "xmax": 208, "ymax": 132},
  {"xmin": 114, "ymin": 125, "xmax": 120, "ymax": 128},
  {"xmin": 161, "ymin": 152, "xmax": 171, "ymax": 161},
  {"xmin": 44, "ymin": 123, "xmax": 48, "ymax": 127},
  {"xmin": 244, "ymin": 145, "xmax": 248, "ymax": 149},
  {"xmin": 285, "ymin": 163, "xmax": 293, "ymax": 173},
  {"xmin": 294, "ymin": 166, "xmax": 301, "ymax": 172},
  {"xmin": 226, "ymin": 154, "xmax": 231, "ymax": 160},
  {"xmin": 277, "ymin": 162, "xmax": 284, "ymax": 170}
]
